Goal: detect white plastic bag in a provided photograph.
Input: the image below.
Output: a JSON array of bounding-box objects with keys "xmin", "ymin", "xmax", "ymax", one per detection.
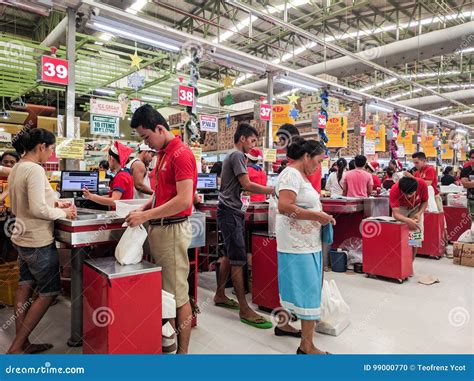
[
  {"xmin": 458, "ymin": 229, "xmax": 473, "ymax": 243},
  {"xmin": 427, "ymin": 185, "xmax": 438, "ymax": 212},
  {"xmin": 268, "ymin": 195, "xmax": 277, "ymax": 237},
  {"xmin": 340, "ymin": 237, "xmax": 363, "ymax": 266},
  {"xmin": 115, "ymin": 225, "xmax": 148, "ymax": 265},
  {"xmin": 316, "ymin": 279, "xmax": 350, "ymax": 336}
]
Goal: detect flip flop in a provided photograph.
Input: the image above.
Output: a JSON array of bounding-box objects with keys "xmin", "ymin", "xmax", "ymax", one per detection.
[
  {"xmin": 24, "ymin": 343, "xmax": 53, "ymax": 354},
  {"xmin": 214, "ymin": 299, "xmax": 240, "ymax": 310},
  {"xmin": 240, "ymin": 316, "xmax": 273, "ymax": 329}
]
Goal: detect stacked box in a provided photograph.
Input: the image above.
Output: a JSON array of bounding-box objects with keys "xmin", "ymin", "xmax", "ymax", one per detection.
[{"xmin": 453, "ymin": 242, "xmax": 474, "ymax": 267}]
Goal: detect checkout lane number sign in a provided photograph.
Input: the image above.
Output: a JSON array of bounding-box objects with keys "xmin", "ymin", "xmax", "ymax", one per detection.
[
  {"xmin": 90, "ymin": 114, "xmax": 120, "ymax": 137},
  {"xmin": 39, "ymin": 56, "xmax": 69, "ymax": 86}
]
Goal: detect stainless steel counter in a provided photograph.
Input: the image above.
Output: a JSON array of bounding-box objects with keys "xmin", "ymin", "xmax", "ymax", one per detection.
[{"xmin": 320, "ymin": 197, "xmax": 390, "ymax": 217}]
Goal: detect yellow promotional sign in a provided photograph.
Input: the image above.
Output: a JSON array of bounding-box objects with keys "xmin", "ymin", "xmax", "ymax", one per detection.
[
  {"xmin": 263, "ymin": 148, "xmax": 277, "ymax": 163},
  {"xmin": 366, "ymin": 124, "xmax": 386, "ymax": 152},
  {"xmin": 55, "ymin": 138, "xmax": 85, "ymax": 159},
  {"xmin": 442, "ymin": 143, "xmax": 454, "ymax": 160},
  {"xmin": 191, "ymin": 147, "xmax": 202, "ymax": 162},
  {"xmin": 421, "ymin": 136, "xmax": 437, "ymax": 158},
  {"xmin": 326, "ymin": 116, "xmax": 348, "ymax": 148},
  {"xmin": 272, "ymin": 104, "xmax": 295, "ymax": 141},
  {"xmin": 400, "ymin": 131, "xmax": 415, "ymax": 155}
]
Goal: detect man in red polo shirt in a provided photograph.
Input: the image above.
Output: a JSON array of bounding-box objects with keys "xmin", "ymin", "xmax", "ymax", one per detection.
[
  {"xmin": 390, "ymin": 177, "xmax": 429, "ymax": 260},
  {"xmin": 409, "ymin": 151, "xmax": 442, "ymax": 212},
  {"xmin": 126, "ymin": 105, "xmax": 197, "ymax": 354}
]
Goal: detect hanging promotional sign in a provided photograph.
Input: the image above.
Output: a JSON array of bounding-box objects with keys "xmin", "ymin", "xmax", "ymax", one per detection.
[
  {"xmin": 90, "ymin": 115, "xmax": 120, "ymax": 137},
  {"xmin": 199, "ymin": 114, "xmax": 218, "ymax": 133},
  {"xmin": 421, "ymin": 136, "xmax": 437, "ymax": 158},
  {"xmin": 39, "ymin": 56, "xmax": 68, "ymax": 85},
  {"xmin": 399, "ymin": 131, "xmax": 415, "ymax": 155},
  {"xmin": 442, "ymin": 143, "xmax": 454, "ymax": 160},
  {"xmin": 364, "ymin": 140, "xmax": 376, "ymax": 155},
  {"xmin": 366, "ymin": 124, "xmax": 386, "ymax": 152},
  {"xmin": 326, "ymin": 116, "xmax": 348, "ymax": 148},
  {"xmin": 90, "ymin": 98, "xmax": 122, "ymax": 118},
  {"xmin": 0, "ymin": 132, "xmax": 12, "ymax": 143},
  {"xmin": 55, "ymin": 137, "xmax": 85, "ymax": 159},
  {"xmin": 263, "ymin": 148, "xmax": 277, "ymax": 163},
  {"xmin": 397, "ymin": 144, "xmax": 406, "ymax": 158},
  {"xmin": 272, "ymin": 104, "xmax": 294, "ymax": 126}
]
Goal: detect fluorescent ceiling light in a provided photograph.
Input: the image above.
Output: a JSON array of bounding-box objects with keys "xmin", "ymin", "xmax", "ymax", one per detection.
[
  {"xmin": 431, "ymin": 106, "xmax": 452, "ymax": 113},
  {"xmin": 126, "ymin": 0, "xmax": 148, "ymax": 15},
  {"xmin": 95, "ymin": 88, "xmax": 116, "ymax": 95},
  {"xmin": 456, "ymin": 128, "xmax": 468, "ymax": 134},
  {"xmin": 90, "ymin": 18, "xmax": 181, "ymax": 52},
  {"xmin": 421, "ymin": 117, "xmax": 438, "ymax": 125},
  {"xmin": 459, "ymin": 47, "xmax": 474, "ymax": 54},
  {"xmin": 0, "ymin": 127, "xmax": 4, "ymax": 131},
  {"xmin": 385, "ymin": 88, "xmax": 423, "ymax": 101},
  {"xmin": 98, "ymin": 32, "xmax": 113, "ymax": 42},
  {"xmin": 208, "ymin": 51, "xmax": 267, "ymax": 74},
  {"xmin": 141, "ymin": 95, "xmax": 163, "ymax": 103},
  {"xmin": 277, "ymin": 77, "xmax": 320, "ymax": 92},
  {"xmin": 367, "ymin": 103, "xmax": 393, "ymax": 113}
]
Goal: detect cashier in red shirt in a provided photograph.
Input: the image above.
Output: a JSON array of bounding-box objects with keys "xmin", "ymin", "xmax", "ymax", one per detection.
[
  {"xmin": 83, "ymin": 141, "xmax": 134, "ymax": 206},
  {"xmin": 245, "ymin": 148, "xmax": 267, "ymax": 202},
  {"xmin": 390, "ymin": 177, "xmax": 429, "ymax": 260},
  {"xmin": 125, "ymin": 105, "xmax": 197, "ymax": 355},
  {"xmin": 407, "ymin": 151, "xmax": 442, "ymax": 212}
]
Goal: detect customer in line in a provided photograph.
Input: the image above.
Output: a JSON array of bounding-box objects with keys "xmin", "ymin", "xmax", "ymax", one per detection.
[
  {"xmin": 246, "ymin": 147, "xmax": 267, "ymax": 202},
  {"xmin": 7, "ymin": 128, "xmax": 76, "ymax": 354},
  {"xmin": 127, "ymin": 143, "xmax": 156, "ymax": 199},
  {"xmin": 460, "ymin": 149, "xmax": 474, "ymax": 225},
  {"xmin": 390, "ymin": 177, "xmax": 428, "ymax": 260},
  {"xmin": 83, "ymin": 141, "xmax": 134, "ymax": 206},
  {"xmin": 126, "ymin": 105, "xmax": 197, "ymax": 354},
  {"xmin": 408, "ymin": 152, "xmax": 442, "ymax": 212},
  {"xmin": 382, "ymin": 168, "xmax": 395, "ymax": 190},
  {"xmin": 214, "ymin": 123, "xmax": 274, "ymax": 329},
  {"xmin": 441, "ymin": 166, "xmax": 457, "ymax": 186},
  {"xmin": 0, "ymin": 151, "xmax": 20, "ymax": 264},
  {"xmin": 366, "ymin": 162, "xmax": 382, "ymax": 194},
  {"xmin": 348, "ymin": 159, "xmax": 356, "ymax": 171},
  {"xmin": 276, "ymin": 138, "xmax": 334, "ymax": 355},
  {"xmin": 342, "ymin": 155, "xmax": 373, "ymax": 197},
  {"xmin": 325, "ymin": 158, "xmax": 347, "ymax": 197},
  {"xmin": 209, "ymin": 161, "xmax": 223, "ymax": 188}
]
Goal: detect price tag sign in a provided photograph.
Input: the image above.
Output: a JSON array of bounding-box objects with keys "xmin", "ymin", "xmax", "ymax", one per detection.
[
  {"xmin": 178, "ymin": 85, "xmax": 194, "ymax": 107},
  {"xmin": 39, "ymin": 56, "xmax": 68, "ymax": 85},
  {"xmin": 260, "ymin": 103, "xmax": 272, "ymax": 121},
  {"xmin": 263, "ymin": 148, "xmax": 277, "ymax": 163}
]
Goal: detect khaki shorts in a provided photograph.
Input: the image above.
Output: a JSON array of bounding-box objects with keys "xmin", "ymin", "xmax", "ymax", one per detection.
[
  {"xmin": 435, "ymin": 194, "xmax": 444, "ymax": 213},
  {"xmin": 398, "ymin": 205, "xmax": 424, "ymax": 242},
  {"xmin": 147, "ymin": 220, "xmax": 191, "ymax": 308}
]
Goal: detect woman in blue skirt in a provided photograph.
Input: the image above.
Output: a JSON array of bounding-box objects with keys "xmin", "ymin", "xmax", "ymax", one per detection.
[{"xmin": 275, "ymin": 138, "xmax": 335, "ymax": 355}]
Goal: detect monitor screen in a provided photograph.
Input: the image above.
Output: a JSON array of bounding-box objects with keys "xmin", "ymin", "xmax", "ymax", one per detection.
[
  {"xmin": 197, "ymin": 173, "xmax": 217, "ymax": 190},
  {"xmin": 61, "ymin": 171, "xmax": 99, "ymax": 193}
]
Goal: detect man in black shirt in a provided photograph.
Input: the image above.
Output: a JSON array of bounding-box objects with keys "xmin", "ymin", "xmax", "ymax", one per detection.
[{"xmin": 460, "ymin": 149, "xmax": 474, "ymax": 223}]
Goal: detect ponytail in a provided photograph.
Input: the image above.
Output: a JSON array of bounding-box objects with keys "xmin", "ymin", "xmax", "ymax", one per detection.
[
  {"xmin": 12, "ymin": 128, "xmax": 56, "ymax": 156},
  {"xmin": 336, "ymin": 158, "xmax": 347, "ymax": 183}
]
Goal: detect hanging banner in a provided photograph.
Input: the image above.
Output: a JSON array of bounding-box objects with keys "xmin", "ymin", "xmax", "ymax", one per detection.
[
  {"xmin": 39, "ymin": 56, "xmax": 68, "ymax": 86},
  {"xmin": 90, "ymin": 98, "xmax": 122, "ymax": 118},
  {"xmin": 397, "ymin": 144, "xmax": 406, "ymax": 158},
  {"xmin": 366, "ymin": 124, "xmax": 386, "ymax": 152},
  {"xmin": 326, "ymin": 116, "xmax": 348, "ymax": 148},
  {"xmin": 0, "ymin": 132, "xmax": 12, "ymax": 143},
  {"xmin": 421, "ymin": 136, "xmax": 437, "ymax": 158},
  {"xmin": 260, "ymin": 103, "xmax": 272, "ymax": 121},
  {"xmin": 399, "ymin": 131, "xmax": 415, "ymax": 155},
  {"xmin": 55, "ymin": 137, "xmax": 85, "ymax": 159},
  {"xmin": 199, "ymin": 114, "xmax": 218, "ymax": 133},
  {"xmin": 272, "ymin": 104, "xmax": 294, "ymax": 142},
  {"xmin": 364, "ymin": 140, "xmax": 376, "ymax": 155},
  {"xmin": 263, "ymin": 148, "xmax": 277, "ymax": 163},
  {"xmin": 442, "ymin": 143, "xmax": 454, "ymax": 160},
  {"xmin": 90, "ymin": 115, "xmax": 120, "ymax": 137}
]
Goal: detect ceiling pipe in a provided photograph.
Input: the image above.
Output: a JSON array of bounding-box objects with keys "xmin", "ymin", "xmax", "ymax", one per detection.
[
  {"xmin": 41, "ymin": 15, "xmax": 68, "ymax": 48},
  {"xmin": 399, "ymin": 89, "xmax": 474, "ymax": 111},
  {"xmin": 0, "ymin": 0, "xmax": 50, "ymax": 16}
]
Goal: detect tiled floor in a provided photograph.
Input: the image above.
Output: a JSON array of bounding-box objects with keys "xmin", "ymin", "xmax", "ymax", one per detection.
[{"xmin": 0, "ymin": 256, "xmax": 472, "ymax": 354}]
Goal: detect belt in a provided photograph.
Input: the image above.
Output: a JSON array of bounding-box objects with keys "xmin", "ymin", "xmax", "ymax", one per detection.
[{"xmin": 149, "ymin": 216, "xmax": 188, "ymax": 226}]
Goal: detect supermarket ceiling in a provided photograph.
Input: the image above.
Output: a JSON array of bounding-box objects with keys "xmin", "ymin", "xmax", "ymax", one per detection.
[{"xmin": 0, "ymin": 0, "xmax": 473, "ymax": 125}]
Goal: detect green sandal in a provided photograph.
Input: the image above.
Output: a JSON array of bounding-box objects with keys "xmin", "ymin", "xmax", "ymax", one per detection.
[
  {"xmin": 214, "ymin": 299, "xmax": 240, "ymax": 310},
  {"xmin": 240, "ymin": 317, "xmax": 273, "ymax": 329}
]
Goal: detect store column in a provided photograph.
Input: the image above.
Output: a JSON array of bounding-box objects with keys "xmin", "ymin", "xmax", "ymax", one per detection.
[{"xmin": 265, "ymin": 73, "xmax": 274, "ymax": 173}]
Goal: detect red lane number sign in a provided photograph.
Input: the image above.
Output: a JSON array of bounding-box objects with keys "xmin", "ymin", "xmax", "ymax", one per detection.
[
  {"xmin": 260, "ymin": 103, "xmax": 271, "ymax": 121},
  {"xmin": 178, "ymin": 85, "xmax": 194, "ymax": 106},
  {"xmin": 40, "ymin": 56, "xmax": 69, "ymax": 85}
]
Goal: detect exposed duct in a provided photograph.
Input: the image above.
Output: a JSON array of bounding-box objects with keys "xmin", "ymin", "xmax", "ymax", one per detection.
[
  {"xmin": 446, "ymin": 113, "xmax": 474, "ymax": 126},
  {"xmin": 222, "ymin": 21, "xmax": 474, "ymax": 105},
  {"xmin": 398, "ymin": 90, "xmax": 474, "ymax": 111}
]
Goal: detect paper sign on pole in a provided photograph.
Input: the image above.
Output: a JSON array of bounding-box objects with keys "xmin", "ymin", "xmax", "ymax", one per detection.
[
  {"xmin": 442, "ymin": 143, "xmax": 454, "ymax": 160},
  {"xmin": 90, "ymin": 114, "xmax": 120, "ymax": 137},
  {"xmin": 55, "ymin": 138, "xmax": 85, "ymax": 159},
  {"xmin": 326, "ymin": 116, "xmax": 348, "ymax": 148},
  {"xmin": 421, "ymin": 136, "xmax": 437, "ymax": 158},
  {"xmin": 364, "ymin": 140, "xmax": 376, "ymax": 155},
  {"xmin": 263, "ymin": 148, "xmax": 277, "ymax": 163},
  {"xmin": 90, "ymin": 98, "xmax": 122, "ymax": 118},
  {"xmin": 366, "ymin": 124, "xmax": 386, "ymax": 151},
  {"xmin": 397, "ymin": 144, "xmax": 405, "ymax": 158},
  {"xmin": 199, "ymin": 114, "xmax": 218, "ymax": 132},
  {"xmin": 191, "ymin": 147, "xmax": 202, "ymax": 162},
  {"xmin": 399, "ymin": 131, "xmax": 415, "ymax": 155}
]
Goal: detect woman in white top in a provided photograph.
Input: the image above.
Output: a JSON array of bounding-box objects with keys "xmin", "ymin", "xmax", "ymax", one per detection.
[
  {"xmin": 275, "ymin": 138, "xmax": 335, "ymax": 355},
  {"xmin": 325, "ymin": 158, "xmax": 347, "ymax": 197},
  {"xmin": 7, "ymin": 128, "xmax": 76, "ymax": 354}
]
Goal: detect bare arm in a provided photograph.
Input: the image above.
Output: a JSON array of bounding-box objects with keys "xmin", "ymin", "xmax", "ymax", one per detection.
[
  {"xmin": 83, "ymin": 189, "xmax": 123, "ymax": 207},
  {"xmin": 131, "ymin": 161, "xmax": 154, "ymax": 195},
  {"xmin": 461, "ymin": 178, "xmax": 474, "ymax": 189},
  {"xmin": 367, "ymin": 183, "xmax": 373, "ymax": 196},
  {"xmin": 0, "ymin": 166, "xmax": 11, "ymax": 177},
  {"xmin": 278, "ymin": 189, "xmax": 335, "ymax": 224},
  {"xmin": 392, "ymin": 207, "xmax": 418, "ymax": 230},
  {"xmin": 238, "ymin": 173, "xmax": 273, "ymax": 195}
]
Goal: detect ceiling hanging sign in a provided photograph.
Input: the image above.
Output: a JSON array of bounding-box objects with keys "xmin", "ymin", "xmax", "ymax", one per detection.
[
  {"xmin": 177, "ymin": 85, "xmax": 195, "ymax": 107},
  {"xmin": 90, "ymin": 115, "xmax": 120, "ymax": 137},
  {"xmin": 199, "ymin": 114, "xmax": 218, "ymax": 133},
  {"xmin": 130, "ymin": 99, "xmax": 142, "ymax": 113},
  {"xmin": 326, "ymin": 116, "xmax": 348, "ymax": 148},
  {"xmin": 55, "ymin": 137, "xmax": 85, "ymax": 159},
  {"xmin": 39, "ymin": 56, "xmax": 68, "ymax": 85},
  {"xmin": 117, "ymin": 94, "xmax": 130, "ymax": 119},
  {"xmin": 90, "ymin": 98, "xmax": 122, "ymax": 118},
  {"xmin": 0, "ymin": 132, "xmax": 12, "ymax": 143},
  {"xmin": 260, "ymin": 103, "xmax": 272, "ymax": 121},
  {"xmin": 421, "ymin": 136, "xmax": 437, "ymax": 158},
  {"xmin": 272, "ymin": 104, "xmax": 294, "ymax": 127}
]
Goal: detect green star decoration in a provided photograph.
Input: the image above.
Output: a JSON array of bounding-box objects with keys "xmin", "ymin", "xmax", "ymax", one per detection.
[{"xmin": 223, "ymin": 92, "xmax": 234, "ymax": 106}]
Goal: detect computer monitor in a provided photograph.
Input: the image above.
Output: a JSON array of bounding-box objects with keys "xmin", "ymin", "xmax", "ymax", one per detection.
[
  {"xmin": 197, "ymin": 173, "xmax": 218, "ymax": 191},
  {"xmin": 61, "ymin": 171, "xmax": 99, "ymax": 193}
]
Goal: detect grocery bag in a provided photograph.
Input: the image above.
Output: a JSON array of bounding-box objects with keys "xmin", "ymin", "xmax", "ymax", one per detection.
[
  {"xmin": 316, "ymin": 279, "xmax": 350, "ymax": 336},
  {"xmin": 115, "ymin": 225, "xmax": 148, "ymax": 265},
  {"xmin": 427, "ymin": 185, "xmax": 438, "ymax": 212}
]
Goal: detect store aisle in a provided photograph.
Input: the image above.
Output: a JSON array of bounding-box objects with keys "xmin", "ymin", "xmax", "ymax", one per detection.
[{"xmin": 0, "ymin": 256, "xmax": 471, "ymax": 354}]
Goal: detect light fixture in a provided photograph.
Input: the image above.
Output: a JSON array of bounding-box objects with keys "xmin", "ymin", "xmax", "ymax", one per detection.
[
  {"xmin": 141, "ymin": 95, "xmax": 163, "ymax": 103},
  {"xmin": 207, "ymin": 50, "xmax": 267, "ymax": 74},
  {"xmin": 95, "ymin": 88, "xmax": 116, "ymax": 95},
  {"xmin": 0, "ymin": 127, "xmax": 4, "ymax": 132},
  {"xmin": 276, "ymin": 76, "xmax": 320, "ymax": 92},
  {"xmin": 367, "ymin": 103, "xmax": 393, "ymax": 113},
  {"xmin": 455, "ymin": 128, "xmax": 468, "ymax": 135},
  {"xmin": 126, "ymin": 0, "xmax": 148, "ymax": 15},
  {"xmin": 89, "ymin": 16, "xmax": 181, "ymax": 52},
  {"xmin": 421, "ymin": 117, "xmax": 438, "ymax": 125}
]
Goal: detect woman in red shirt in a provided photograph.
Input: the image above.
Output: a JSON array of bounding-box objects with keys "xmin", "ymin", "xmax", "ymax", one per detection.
[
  {"xmin": 83, "ymin": 141, "xmax": 134, "ymax": 206},
  {"xmin": 366, "ymin": 162, "xmax": 382, "ymax": 194},
  {"xmin": 245, "ymin": 148, "xmax": 267, "ymax": 202}
]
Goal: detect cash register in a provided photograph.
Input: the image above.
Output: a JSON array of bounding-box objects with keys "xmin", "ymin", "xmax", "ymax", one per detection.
[
  {"xmin": 60, "ymin": 170, "xmax": 108, "ymax": 210},
  {"xmin": 196, "ymin": 173, "xmax": 219, "ymax": 200}
]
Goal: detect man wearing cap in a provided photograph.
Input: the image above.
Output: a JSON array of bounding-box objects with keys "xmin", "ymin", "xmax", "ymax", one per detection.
[
  {"xmin": 127, "ymin": 143, "xmax": 156, "ymax": 199},
  {"xmin": 246, "ymin": 147, "xmax": 267, "ymax": 202},
  {"xmin": 83, "ymin": 141, "xmax": 134, "ymax": 206}
]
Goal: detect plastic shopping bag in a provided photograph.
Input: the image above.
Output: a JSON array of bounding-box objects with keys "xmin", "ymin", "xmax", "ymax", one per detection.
[
  {"xmin": 268, "ymin": 195, "xmax": 277, "ymax": 237},
  {"xmin": 316, "ymin": 279, "xmax": 350, "ymax": 336},
  {"xmin": 115, "ymin": 225, "xmax": 148, "ymax": 265},
  {"xmin": 427, "ymin": 185, "xmax": 438, "ymax": 212}
]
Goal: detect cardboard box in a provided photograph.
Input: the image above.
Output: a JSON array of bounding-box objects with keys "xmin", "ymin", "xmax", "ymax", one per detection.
[
  {"xmin": 452, "ymin": 242, "xmax": 474, "ymax": 267},
  {"xmin": 461, "ymin": 252, "xmax": 474, "ymax": 267}
]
